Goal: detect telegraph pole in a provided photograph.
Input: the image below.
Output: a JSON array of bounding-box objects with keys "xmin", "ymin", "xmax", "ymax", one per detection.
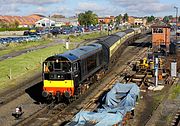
[{"xmin": 174, "ymin": 6, "xmax": 178, "ymax": 41}]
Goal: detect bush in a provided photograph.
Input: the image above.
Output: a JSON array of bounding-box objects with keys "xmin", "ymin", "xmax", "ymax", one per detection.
[
  {"xmin": 69, "ymin": 35, "xmax": 76, "ymax": 38},
  {"xmin": 0, "ymin": 27, "xmax": 29, "ymax": 31}
]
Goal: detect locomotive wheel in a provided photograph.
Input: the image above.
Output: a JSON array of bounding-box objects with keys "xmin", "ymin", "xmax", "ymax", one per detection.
[{"xmin": 56, "ymin": 92, "xmax": 61, "ymax": 103}]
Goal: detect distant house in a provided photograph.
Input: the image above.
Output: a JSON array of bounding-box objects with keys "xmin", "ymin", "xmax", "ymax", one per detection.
[
  {"xmin": 35, "ymin": 18, "xmax": 55, "ymax": 27},
  {"xmin": 51, "ymin": 18, "xmax": 79, "ymax": 27},
  {"xmin": 128, "ymin": 16, "xmax": 147, "ymax": 26},
  {"xmin": 98, "ymin": 16, "xmax": 115, "ymax": 24}
]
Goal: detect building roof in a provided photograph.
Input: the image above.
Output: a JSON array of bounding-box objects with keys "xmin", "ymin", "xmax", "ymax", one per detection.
[
  {"xmin": 151, "ymin": 22, "xmax": 171, "ymax": 28},
  {"xmin": 151, "ymin": 25, "xmax": 171, "ymax": 28},
  {"xmin": 0, "ymin": 15, "xmax": 42, "ymax": 26}
]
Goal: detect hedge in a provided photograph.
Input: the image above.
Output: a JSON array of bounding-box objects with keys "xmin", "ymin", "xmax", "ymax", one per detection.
[{"xmin": 0, "ymin": 27, "xmax": 29, "ymax": 31}]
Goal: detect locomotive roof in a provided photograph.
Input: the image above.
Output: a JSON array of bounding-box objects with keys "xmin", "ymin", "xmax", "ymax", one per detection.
[{"xmin": 55, "ymin": 43, "xmax": 102, "ymax": 62}]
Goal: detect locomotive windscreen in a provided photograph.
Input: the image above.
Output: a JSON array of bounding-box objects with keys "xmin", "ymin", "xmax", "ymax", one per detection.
[{"xmin": 44, "ymin": 60, "xmax": 71, "ymax": 72}]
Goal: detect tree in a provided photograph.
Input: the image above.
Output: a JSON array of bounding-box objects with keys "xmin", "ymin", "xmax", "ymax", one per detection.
[
  {"xmin": 115, "ymin": 14, "xmax": 122, "ymax": 24},
  {"xmin": 78, "ymin": 10, "xmax": 98, "ymax": 26},
  {"xmin": 163, "ymin": 16, "xmax": 169, "ymax": 23},
  {"xmin": 14, "ymin": 20, "xmax": 19, "ymax": 28},
  {"xmin": 147, "ymin": 16, "xmax": 155, "ymax": 23},
  {"xmin": 0, "ymin": 22, "xmax": 6, "ymax": 28},
  {"xmin": 123, "ymin": 13, "xmax": 128, "ymax": 22},
  {"xmin": 109, "ymin": 19, "xmax": 114, "ymax": 25},
  {"xmin": 168, "ymin": 15, "xmax": 173, "ymax": 20}
]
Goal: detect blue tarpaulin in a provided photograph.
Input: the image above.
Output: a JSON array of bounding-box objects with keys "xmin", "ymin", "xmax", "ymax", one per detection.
[{"xmin": 67, "ymin": 83, "xmax": 140, "ymax": 126}]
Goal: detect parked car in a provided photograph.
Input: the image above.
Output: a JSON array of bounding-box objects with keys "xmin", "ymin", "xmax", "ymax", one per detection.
[
  {"xmin": 51, "ymin": 28, "xmax": 61, "ymax": 35},
  {"xmin": 23, "ymin": 30, "xmax": 30, "ymax": 36},
  {"xmin": 62, "ymin": 29, "xmax": 71, "ymax": 34}
]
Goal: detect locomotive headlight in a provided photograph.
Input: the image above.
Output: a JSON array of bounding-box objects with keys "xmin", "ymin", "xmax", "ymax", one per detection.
[
  {"xmin": 56, "ymin": 59, "xmax": 58, "ymax": 63},
  {"xmin": 50, "ymin": 74, "xmax": 54, "ymax": 78},
  {"xmin": 57, "ymin": 74, "xmax": 61, "ymax": 78}
]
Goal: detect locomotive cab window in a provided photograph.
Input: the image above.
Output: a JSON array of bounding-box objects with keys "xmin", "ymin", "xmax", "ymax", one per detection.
[
  {"xmin": 54, "ymin": 61, "xmax": 61, "ymax": 69},
  {"xmin": 44, "ymin": 62, "xmax": 53, "ymax": 72},
  {"xmin": 73, "ymin": 62, "xmax": 78, "ymax": 71}
]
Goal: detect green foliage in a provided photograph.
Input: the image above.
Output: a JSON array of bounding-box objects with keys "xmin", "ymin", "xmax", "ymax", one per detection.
[
  {"xmin": 14, "ymin": 20, "xmax": 19, "ymax": 28},
  {"xmin": 78, "ymin": 10, "xmax": 98, "ymax": 26},
  {"xmin": 123, "ymin": 13, "xmax": 128, "ymax": 22},
  {"xmin": 147, "ymin": 15, "xmax": 155, "ymax": 23},
  {"xmin": 59, "ymin": 32, "xmax": 107, "ymax": 42},
  {"xmin": 169, "ymin": 85, "xmax": 180, "ymax": 99},
  {"xmin": 0, "ymin": 27, "xmax": 28, "ymax": 31},
  {"xmin": 163, "ymin": 16, "xmax": 170, "ymax": 23},
  {"xmin": 109, "ymin": 19, "xmax": 114, "ymax": 25},
  {"xmin": 115, "ymin": 14, "xmax": 122, "ymax": 25},
  {"xmin": 69, "ymin": 34, "xmax": 76, "ymax": 38}
]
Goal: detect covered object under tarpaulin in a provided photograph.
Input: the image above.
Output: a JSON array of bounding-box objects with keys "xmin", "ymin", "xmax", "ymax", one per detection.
[{"xmin": 67, "ymin": 83, "xmax": 140, "ymax": 126}]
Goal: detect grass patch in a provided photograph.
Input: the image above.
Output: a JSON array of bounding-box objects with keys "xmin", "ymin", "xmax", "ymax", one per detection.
[
  {"xmin": 58, "ymin": 31, "xmax": 109, "ymax": 42},
  {"xmin": 168, "ymin": 83, "xmax": 180, "ymax": 99},
  {"xmin": 0, "ymin": 27, "xmax": 28, "ymax": 31},
  {"xmin": 0, "ymin": 39, "xmax": 53, "ymax": 56},
  {"xmin": 0, "ymin": 44, "xmax": 70, "ymax": 90}
]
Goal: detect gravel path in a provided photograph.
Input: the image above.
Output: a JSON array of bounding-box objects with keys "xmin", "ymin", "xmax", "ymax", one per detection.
[{"xmin": 0, "ymin": 93, "xmax": 43, "ymax": 126}]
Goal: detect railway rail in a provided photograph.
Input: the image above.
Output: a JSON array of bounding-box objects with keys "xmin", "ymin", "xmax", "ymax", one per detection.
[
  {"xmin": 0, "ymin": 34, "xmax": 150, "ymax": 126},
  {"xmin": 0, "ymin": 36, "xmax": 102, "ymax": 106},
  {"xmin": 37, "ymin": 37, "xmax": 150, "ymax": 126},
  {"xmin": 0, "ymin": 37, "xmax": 104, "ymax": 126}
]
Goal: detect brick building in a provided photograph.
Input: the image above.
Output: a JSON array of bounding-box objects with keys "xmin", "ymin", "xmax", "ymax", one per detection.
[
  {"xmin": 128, "ymin": 16, "xmax": 147, "ymax": 26},
  {"xmin": 151, "ymin": 24, "xmax": 171, "ymax": 51},
  {"xmin": 98, "ymin": 16, "xmax": 115, "ymax": 24}
]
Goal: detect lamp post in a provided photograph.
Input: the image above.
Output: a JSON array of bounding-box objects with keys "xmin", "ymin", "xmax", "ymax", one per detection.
[{"xmin": 174, "ymin": 6, "xmax": 178, "ymax": 41}]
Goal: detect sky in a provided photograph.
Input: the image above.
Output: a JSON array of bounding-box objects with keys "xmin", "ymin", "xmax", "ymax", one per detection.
[{"xmin": 0, "ymin": 0, "xmax": 179, "ymax": 17}]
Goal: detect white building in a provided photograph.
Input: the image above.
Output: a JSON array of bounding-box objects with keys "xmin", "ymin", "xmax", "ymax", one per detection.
[
  {"xmin": 35, "ymin": 18, "xmax": 55, "ymax": 27},
  {"xmin": 51, "ymin": 18, "xmax": 79, "ymax": 27}
]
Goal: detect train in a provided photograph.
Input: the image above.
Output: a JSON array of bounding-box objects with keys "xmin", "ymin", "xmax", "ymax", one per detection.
[{"xmin": 42, "ymin": 28, "xmax": 145, "ymax": 102}]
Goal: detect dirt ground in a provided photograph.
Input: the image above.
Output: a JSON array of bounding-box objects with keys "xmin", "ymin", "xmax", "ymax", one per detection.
[{"xmin": 127, "ymin": 54, "xmax": 180, "ymax": 126}]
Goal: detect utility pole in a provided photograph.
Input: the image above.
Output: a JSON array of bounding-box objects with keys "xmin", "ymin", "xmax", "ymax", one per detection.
[
  {"xmin": 49, "ymin": 14, "xmax": 51, "ymax": 34},
  {"xmin": 174, "ymin": 6, "xmax": 178, "ymax": 41}
]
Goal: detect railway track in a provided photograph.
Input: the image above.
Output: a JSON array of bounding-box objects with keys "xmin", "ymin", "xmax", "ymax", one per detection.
[
  {"xmin": 0, "ymin": 72, "xmax": 41, "ymax": 106},
  {"xmin": 0, "ymin": 37, "xmax": 102, "ymax": 126},
  {"xmin": 38, "ymin": 37, "xmax": 150, "ymax": 126},
  {"xmin": 0, "ymin": 36, "xmax": 105, "ymax": 106},
  {"xmin": 0, "ymin": 34, "xmax": 150, "ymax": 126}
]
